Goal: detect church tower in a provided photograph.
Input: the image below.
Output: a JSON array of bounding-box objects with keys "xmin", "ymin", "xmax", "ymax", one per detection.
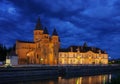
[
  {"xmin": 34, "ymin": 18, "xmax": 43, "ymax": 42},
  {"xmin": 52, "ymin": 28, "xmax": 59, "ymax": 43},
  {"xmin": 42, "ymin": 27, "xmax": 50, "ymax": 64},
  {"xmin": 51, "ymin": 28, "xmax": 60, "ymax": 49},
  {"xmin": 16, "ymin": 18, "xmax": 60, "ymax": 65},
  {"xmin": 43, "ymin": 27, "xmax": 50, "ymax": 42},
  {"xmin": 51, "ymin": 28, "xmax": 60, "ymax": 64}
]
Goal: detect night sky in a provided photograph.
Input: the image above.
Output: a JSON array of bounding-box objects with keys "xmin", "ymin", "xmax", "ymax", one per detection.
[{"xmin": 0, "ymin": 0, "xmax": 120, "ymax": 59}]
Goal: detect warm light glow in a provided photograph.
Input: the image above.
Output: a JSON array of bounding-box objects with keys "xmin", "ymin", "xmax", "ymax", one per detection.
[
  {"xmin": 41, "ymin": 58, "xmax": 43, "ymax": 61},
  {"xmin": 6, "ymin": 59, "xmax": 11, "ymax": 64},
  {"xmin": 27, "ymin": 53, "xmax": 30, "ymax": 56},
  {"xmin": 77, "ymin": 56, "xmax": 80, "ymax": 59},
  {"xmin": 59, "ymin": 51, "xmax": 108, "ymax": 65}
]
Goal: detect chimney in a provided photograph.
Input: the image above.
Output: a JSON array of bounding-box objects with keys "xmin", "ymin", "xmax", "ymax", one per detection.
[
  {"xmin": 77, "ymin": 46, "xmax": 80, "ymax": 52},
  {"xmin": 99, "ymin": 50, "xmax": 101, "ymax": 54}
]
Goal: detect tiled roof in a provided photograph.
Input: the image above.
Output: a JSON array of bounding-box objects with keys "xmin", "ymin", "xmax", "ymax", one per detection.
[
  {"xmin": 17, "ymin": 40, "xmax": 34, "ymax": 43},
  {"xmin": 59, "ymin": 45, "xmax": 107, "ymax": 54}
]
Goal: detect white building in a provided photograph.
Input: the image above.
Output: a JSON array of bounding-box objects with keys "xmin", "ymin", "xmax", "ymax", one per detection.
[
  {"xmin": 59, "ymin": 43, "xmax": 108, "ymax": 65},
  {"xmin": 5, "ymin": 51, "xmax": 18, "ymax": 66}
]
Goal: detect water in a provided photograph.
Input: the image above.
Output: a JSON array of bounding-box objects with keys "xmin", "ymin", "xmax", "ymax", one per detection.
[{"xmin": 6, "ymin": 73, "xmax": 120, "ymax": 84}]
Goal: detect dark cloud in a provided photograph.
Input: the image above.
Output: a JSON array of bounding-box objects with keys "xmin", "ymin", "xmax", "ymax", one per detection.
[{"xmin": 0, "ymin": 0, "xmax": 120, "ymax": 59}]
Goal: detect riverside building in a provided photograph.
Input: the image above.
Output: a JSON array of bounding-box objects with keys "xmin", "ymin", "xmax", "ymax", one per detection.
[
  {"xmin": 16, "ymin": 18, "xmax": 108, "ymax": 65},
  {"xmin": 16, "ymin": 18, "xmax": 60, "ymax": 65},
  {"xmin": 59, "ymin": 43, "xmax": 108, "ymax": 65}
]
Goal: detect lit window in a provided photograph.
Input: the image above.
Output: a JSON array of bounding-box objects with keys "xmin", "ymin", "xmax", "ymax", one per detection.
[
  {"xmin": 64, "ymin": 54, "xmax": 66, "ymax": 57},
  {"xmin": 60, "ymin": 53, "xmax": 62, "ymax": 57}
]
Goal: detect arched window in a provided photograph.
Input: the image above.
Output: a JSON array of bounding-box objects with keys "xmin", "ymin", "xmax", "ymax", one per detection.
[{"xmin": 37, "ymin": 54, "xmax": 39, "ymax": 59}]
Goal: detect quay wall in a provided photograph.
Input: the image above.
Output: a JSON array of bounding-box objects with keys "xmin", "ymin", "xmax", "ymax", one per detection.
[
  {"xmin": 0, "ymin": 66, "xmax": 58, "ymax": 83},
  {"xmin": 58, "ymin": 65, "xmax": 120, "ymax": 77},
  {"xmin": 0, "ymin": 65, "xmax": 120, "ymax": 83}
]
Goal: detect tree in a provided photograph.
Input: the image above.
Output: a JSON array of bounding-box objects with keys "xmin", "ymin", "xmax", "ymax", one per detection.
[
  {"xmin": 0, "ymin": 44, "xmax": 7, "ymax": 61},
  {"xmin": 0, "ymin": 43, "xmax": 16, "ymax": 61}
]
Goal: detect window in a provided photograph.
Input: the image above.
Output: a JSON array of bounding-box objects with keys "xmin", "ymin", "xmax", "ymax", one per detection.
[
  {"xmin": 72, "ymin": 54, "xmax": 74, "ymax": 57},
  {"xmin": 64, "ymin": 54, "xmax": 66, "ymax": 57},
  {"xmin": 37, "ymin": 54, "xmax": 39, "ymax": 59},
  {"xmin": 60, "ymin": 53, "xmax": 62, "ymax": 57}
]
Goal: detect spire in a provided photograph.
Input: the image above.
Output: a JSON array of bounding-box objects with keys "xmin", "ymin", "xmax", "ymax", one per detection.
[
  {"xmin": 35, "ymin": 17, "xmax": 43, "ymax": 30},
  {"xmin": 52, "ymin": 28, "xmax": 58, "ymax": 36},
  {"xmin": 43, "ymin": 27, "xmax": 49, "ymax": 34},
  {"xmin": 83, "ymin": 42, "xmax": 88, "ymax": 47}
]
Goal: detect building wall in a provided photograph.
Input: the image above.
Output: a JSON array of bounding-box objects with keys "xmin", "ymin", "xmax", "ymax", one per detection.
[
  {"xmin": 11, "ymin": 56, "xmax": 18, "ymax": 65},
  {"xmin": 16, "ymin": 41, "xmax": 35, "ymax": 64},
  {"xmin": 16, "ymin": 19, "xmax": 108, "ymax": 65},
  {"xmin": 59, "ymin": 51, "xmax": 108, "ymax": 65},
  {"xmin": 5, "ymin": 56, "xmax": 18, "ymax": 66},
  {"xmin": 16, "ymin": 30, "xmax": 60, "ymax": 65}
]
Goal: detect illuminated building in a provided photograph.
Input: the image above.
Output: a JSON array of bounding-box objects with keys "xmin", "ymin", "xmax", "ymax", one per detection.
[
  {"xmin": 59, "ymin": 43, "xmax": 108, "ymax": 64},
  {"xmin": 16, "ymin": 18, "xmax": 60, "ymax": 65},
  {"xmin": 16, "ymin": 18, "xmax": 108, "ymax": 65}
]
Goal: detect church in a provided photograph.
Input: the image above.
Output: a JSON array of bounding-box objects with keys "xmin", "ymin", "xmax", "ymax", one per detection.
[
  {"xmin": 16, "ymin": 18, "xmax": 60, "ymax": 65},
  {"xmin": 16, "ymin": 18, "xmax": 108, "ymax": 65}
]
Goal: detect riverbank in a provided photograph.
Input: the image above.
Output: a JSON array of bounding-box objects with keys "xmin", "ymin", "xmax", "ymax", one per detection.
[
  {"xmin": 59, "ymin": 64, "xmax": 120, "ymax": 77},
  {"xmin": 0, "ymin": 64, "xmax": 120, "ymax": 83}
]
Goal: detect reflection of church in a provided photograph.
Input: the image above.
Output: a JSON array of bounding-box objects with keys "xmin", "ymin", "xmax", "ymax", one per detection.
[
  {"xmin": 16, "ymin": 18, "xmax": 108, "ymax": 65},
  {"xmin": 16, "ymin": 18, "xmax": 60, "ymax": 65}
]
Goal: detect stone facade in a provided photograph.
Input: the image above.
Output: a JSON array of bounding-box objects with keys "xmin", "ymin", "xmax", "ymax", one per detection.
[
  {"xmin": 59, "ymin": 44, "xmax": 108, "ymax": 65},
  {"xmin": 16, "ymin": 18, "xmax": 108, "ymax": 65},
  {"xmin": 16, "ymin": 18, "xmax": 60, "ymax": 65}
]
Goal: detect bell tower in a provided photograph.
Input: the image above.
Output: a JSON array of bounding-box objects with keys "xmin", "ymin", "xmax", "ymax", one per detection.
[
  {"xmin": 34, "ymin": 18, "xmax": 43, "ymax": 42},
  {"xmin": 51, "ymin": 28, "xmax": 60, "ymax": 64},
  {"xmin": 52, "ymin": 28, "xmax": 59, "ymax": 43},
  {"xmin": 43, "ymin": 27, "xmax": 49, "ymax": 42}
]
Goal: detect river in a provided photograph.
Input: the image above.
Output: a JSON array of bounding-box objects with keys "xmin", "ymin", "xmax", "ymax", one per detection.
[{"xmin": 10, "ymin": 73, "xmax": 120, "ymax": 84}]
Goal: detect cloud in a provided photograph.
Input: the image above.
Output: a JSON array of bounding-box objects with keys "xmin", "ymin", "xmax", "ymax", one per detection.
[{"xmin": 0, "ymin": 0, "xmax": 120, "ymax": 59}]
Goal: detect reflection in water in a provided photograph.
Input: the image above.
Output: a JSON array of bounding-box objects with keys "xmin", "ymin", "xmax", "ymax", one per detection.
[
  {"xmin": 109, "ymin": 74, "xmax": 111, "ymax": 83},
  {"xmin": 58, "ymin": 75, "xmax": 109, "ymax": 84},
  {"xmin": 15, "ymin": 73, "xmax": 120, "ymax": 84}
]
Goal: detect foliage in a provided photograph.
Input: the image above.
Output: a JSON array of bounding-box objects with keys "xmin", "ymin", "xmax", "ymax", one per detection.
[
  {"xmin": 0, "ymin": 44, "xmax": 16, "ymax": 61},
  {"xmin": 109, "ymin": 59, "xmax": 120, "ymax": 64}
]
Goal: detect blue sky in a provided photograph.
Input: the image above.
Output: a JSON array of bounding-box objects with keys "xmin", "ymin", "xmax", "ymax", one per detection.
[{"xmin": 0, "ymin": 0, "xmax": 120, "ymax": 59}]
